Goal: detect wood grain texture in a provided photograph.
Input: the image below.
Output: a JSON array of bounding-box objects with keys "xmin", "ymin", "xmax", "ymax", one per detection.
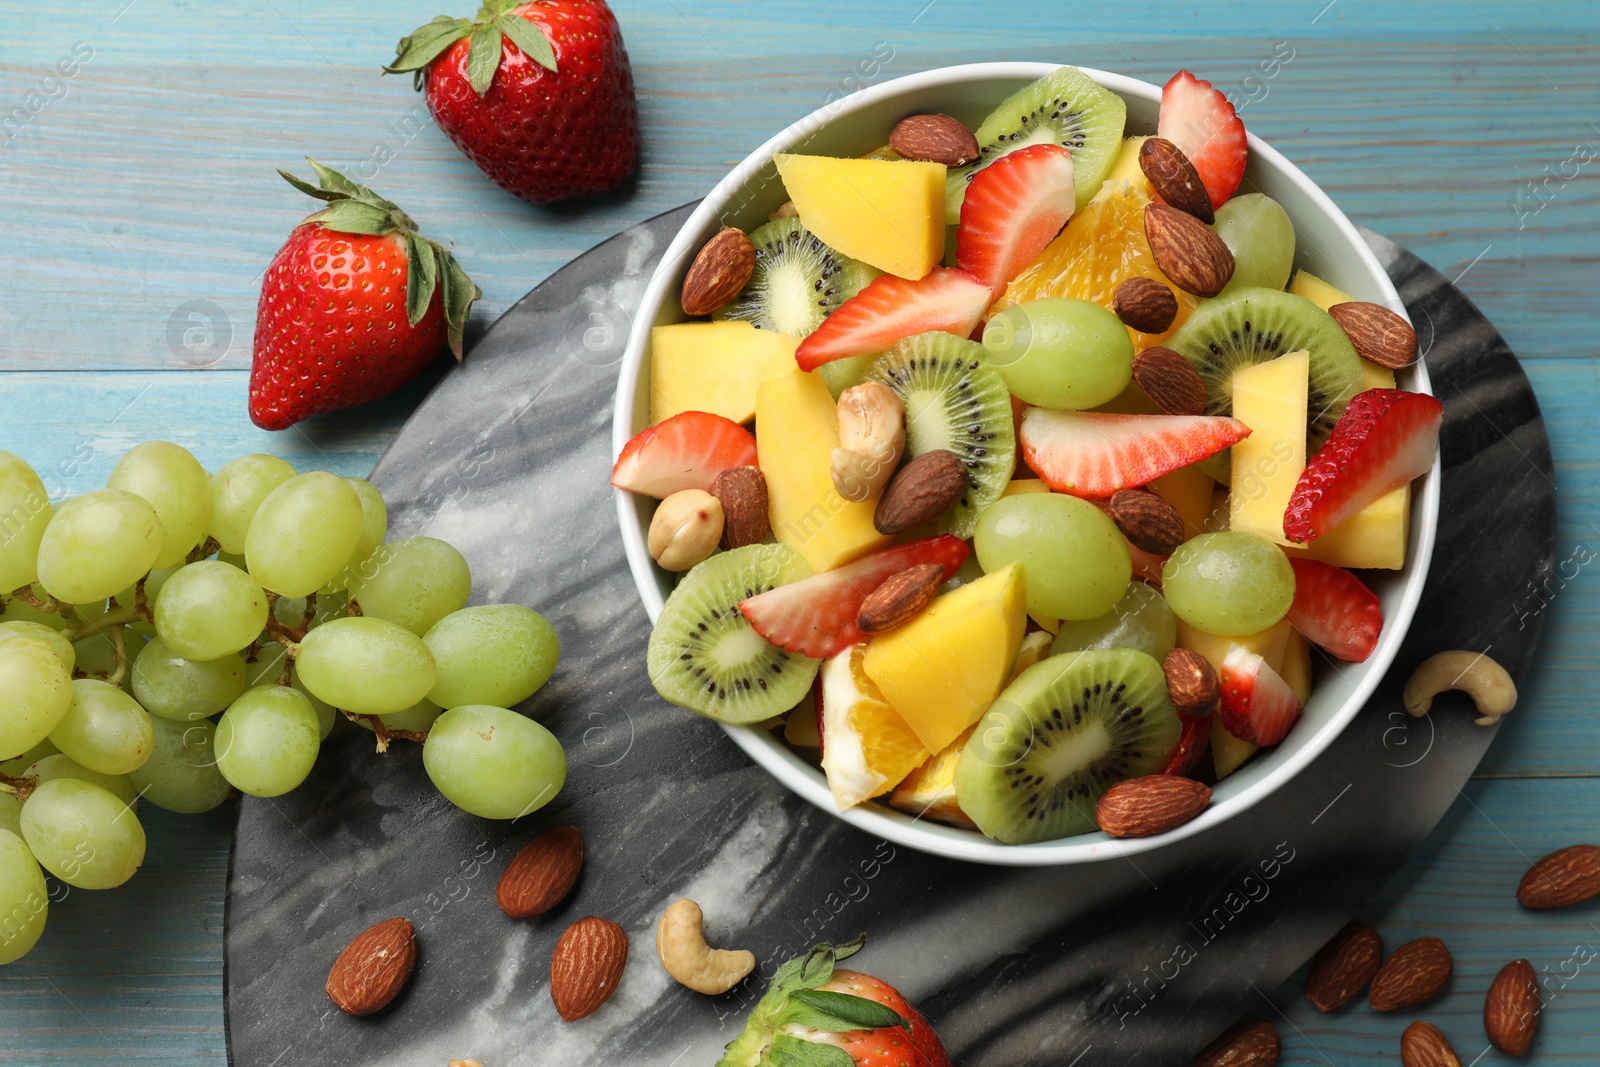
[{"xmin": 0, "ymin": 0, "xmax": 1596, "ymax": 1062}]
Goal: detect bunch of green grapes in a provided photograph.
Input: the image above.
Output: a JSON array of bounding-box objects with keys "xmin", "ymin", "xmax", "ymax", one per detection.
[{"xmin": 0, "ymin": 445, "xmax": 564, "ymax": 964}]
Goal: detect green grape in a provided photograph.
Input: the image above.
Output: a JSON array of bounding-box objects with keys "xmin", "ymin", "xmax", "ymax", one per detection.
[
  {"xmin": 422, "ymin": 705, "xmax": 566, "ymax": 819},
  {"xmin": 245, "ymin": 472, "xmax": 363, "ymax": 597},
  {"xmin": 0, "ymin": 451, "xmax": 52, "ymax": 593},
  {"xmin": 107, "ymin": 441, "xmax": 211, "ymax": 569},
  {"xmin": 425, "ymin": 605, "xmax": 559, "ymax": 709},
  {"xmin": 207, "ymin": 454, "xmax": 295, "ymax": 554},
  {"xmin": 0, "ymin": 829, "xmax": 48, "ymax": 963},
  {"xmin": 0, "ymin": 636, "xmax": 73, "ymax": 759},
  {"xmin": 71, "ymin": 630, "xmax": 148, "ymax": 680},
  {"xmin": 0, "ymin": 621, "xmax": 74, "ymax": 673},
  {"xmin": 347, "ymin": 537, "xmax": 472, "ymax": 636},
  {"xmin": 982, "ymin": 297, "xmax": 1134, "ymax": 410},
  {"xmin": 0, "ymin": 795, "xmax": 20, "ymax": 840},
  {"xmin": 1161, "ymin": 531, "xmax": 1296, "ymax": 636},
  {"xmin": 130, "ymin": 637, "xmax": 247, "ymax": 722},
  {"xmin": 19, "ymin": 777, "xmax": 145, "ymax": 890},
  {"xmin": 214, "ymin": 686, "xmax": 321, "ymax": 798},
  {"xmin": 244, "ymin": 645, "xmax": 337, "ymax": 739},
  {"xmin": 0, "ymin": 587, "xmax": 68, "ymax": 630},
  {"xmin": 35, "ymin": 489, "xmax": 165, "ymax": 605},
  {"xmin": 127, "ymin": 717, "xmax": 233, "ymax": 814},
  {"xmin": 49, "ymin": 679, "xmax": 155, "ymax": 776},
  {"xmin": 25, "ymin": 753, "xmax": 139, "ymax": 807},
  {"xmin": 1214, "ymin": 193, "xmax": 1296, "ymax": 293},
  {"xmin": 974, "ymin": 493, "xmax": 1131, "ymax": 621},
  {"xmin": 0, "ymin": 737, "xmax": 57, "ymax": 778},
  {"xmin": 321, "ymin": 479, "xmax": 390, "ymax": 592},
  {"xmin": 355, "ymin": 698, "xmax": 441, "ymax": 733},
  {"xmin": 1050, "ymin": 580, "xmax": 1177, "ymax": 660},
  {"xmin": 295, "ymin": 617, "xmax": 436, "ymax": 715},
  {"xmin": 152, "ymin": 561, "xmax": 268, "ymax": 662}
]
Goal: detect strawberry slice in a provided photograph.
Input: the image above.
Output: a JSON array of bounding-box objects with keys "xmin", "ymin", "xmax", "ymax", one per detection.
[
  {"xmin": 794, "ymin": 268, "xmax": 991, "ymax": 370},
  {"xmin": 1161, "ymin": 711, "xmax": 1212, "ymax": 776},
  {"xmin": 611, "ymin": 410, "xmax": 758, "ymax": 498},
  {"xmin": 1283, "ymin": 388, "xmax": 1442, "ymax": 543},
  {"xmin": 1019, "ymin": 408, "xmax": 1251, "ymax": 497},
  {"xmin": 739, "ymin": 536, "xmax": 969, "ymax": 658},
  {"xmin": 1157, "ymin": 70, "xmax": 1248, "ymax": 209},
  {"xmin": 1219, "ymin": 644, "xmax": 1302, "ymax": 746},
  {"xmin": 1287, "ymin": 558, "xmax": 1384, "ymax": 663},
  {"xmin": 956, "ymin": 143, "xmax": 1075, "ymax": 293}
]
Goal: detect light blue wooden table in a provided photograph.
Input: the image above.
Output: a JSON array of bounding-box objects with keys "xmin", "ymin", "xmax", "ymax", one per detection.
[{"xmin": 2, "ymin": 1, "xmax": 1597, "ymax": 1062}]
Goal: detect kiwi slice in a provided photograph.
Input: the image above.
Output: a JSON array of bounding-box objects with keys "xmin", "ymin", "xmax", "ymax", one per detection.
[
  {"xmin": 865, "ymin": 332, "xmax": 1014, "ymax": 539},
  {"xmin": 955, "ymin": 649, "xmax": 1180, "ymax": 844},
  {"xmin": 945, "ymin": 65, "xmax": 1128, "ymax": 224},
  {"xmin": 1166, "ymin": 286, "xmax": 1363, "ymax": 451},
  {"xmin": 646, "ymin": 543, "xmax": 819, "ymax": 724},
  {"xmin": 713, "ymin": 218, "xmax": 879, "ymax": 337}
]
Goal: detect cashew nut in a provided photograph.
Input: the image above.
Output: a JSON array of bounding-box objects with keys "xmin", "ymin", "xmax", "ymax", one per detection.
[
  {"xmin": 655, "ymin": 898, "xmax": 755, "ymax": 995},
  {"xmin": 648, "ymin": 490, "xmax": 724, "ymax": 571},
  {"xmin": 830, "ymin": 382, "xmax": 905, "ymax": 503},
  {"xmin": 1403, "ymin": 650, "xmax": 1518, "ymax": 726}
]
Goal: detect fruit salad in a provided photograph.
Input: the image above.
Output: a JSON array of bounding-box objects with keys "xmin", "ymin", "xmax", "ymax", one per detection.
[{"xmin": 614, "ymin": 66, "xmax": 1441, "ymax": 846}]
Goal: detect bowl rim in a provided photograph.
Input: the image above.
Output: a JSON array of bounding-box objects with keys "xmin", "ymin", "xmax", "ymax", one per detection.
[{"xmin": 612, "ymin": 61, "xmax": 1439, "ymax": 866}]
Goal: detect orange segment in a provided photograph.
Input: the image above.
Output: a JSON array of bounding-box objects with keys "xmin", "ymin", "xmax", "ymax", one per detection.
[
  {"xmin": 819, "ymin": 644, "xmax": 930, "ymax": 810},
  {"xmin": 991, "ymin": 179, "xmax": 1196, "ymax": 349}
]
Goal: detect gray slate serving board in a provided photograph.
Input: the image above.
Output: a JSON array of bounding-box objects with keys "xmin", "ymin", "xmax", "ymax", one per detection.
[{"xmin": 224, "ymin": 205, "xmax": 1553, "ymax": 1066}]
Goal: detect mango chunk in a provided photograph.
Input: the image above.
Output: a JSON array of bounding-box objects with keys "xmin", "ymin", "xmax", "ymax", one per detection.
[
  {"xmin": 1001, "ymin": 479, "xmax": 1052, "ymax": 497},
  {"xmin": 1281, "ymin": 628, "xmax": 1312, "ymax": 705},
  {"xmin": 756, "ymin": 371, "xmax": 889, "ymax": 572},
  {"xmin": 650, "ymin": 321, "xmax": 800, "ymax": 426},
  {"xmin": 1359, "ymin": 359, "xmax": 1397, "ymax": 392},
  {"xmin": 775, "ymin": 153, "xmax": 946, "ymax": 280},
  {"xmin": 1287, "ymin": 268, "xmax": 1352, "ymax": 311},
  {"xmin": 1105, "ymin": 135, "xmax": 1153, "ymax": 196},
  {"xmin": 1282, "ymin": 486, "xmax": 1409, "ymax": 570},
  {"xmin": 1149, "ymin": 464, "xmax": 1216, "ymax": 541},
  {"xmin": 863, "ymin": 563, "xmax": 1027, "ymax": 754},
  {"xmin": 1230, "ymin": 349, "xmax": 1309, "ymax": 546},
  {"xmin": 1180, "ymin": 617, "xmax": 1291, "ymax": 780},
  {"xmin": 1211, "ymin": 718, "xmax": 1259, "ymax": 780}
]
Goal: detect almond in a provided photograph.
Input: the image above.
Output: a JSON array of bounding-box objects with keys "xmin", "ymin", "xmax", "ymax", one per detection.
[
  {"xmin": 497, "ymin": 825, "xmax": 584, "ymax": 920},
  {"xmin": 1303, "ymin": 920, "xmax": 1383, "ymax": 1011},
  {"xmin": 680, "ymin": 227, "xmax": 756, "ymax": 316},
  {"xmin": 1095, "ymin": 775, "xmax": 1211, "ymax": 838},
  {"xmin": 550, "ymin": 916, "xmax": 629, "ymax": 1022},
  {"xmin": 1484, "ymin": 958, "xmax": 1540, "ymax": 1056},
  {"xmin": 1516, "ymin": 843, "xmax": 1600, "ymax": 909},
  {"xmin": 1145, "ymin": 203, "xmax": 1234, "ymax": 297},
  {"xmin": 1401, "ymin": 1021, "xmax": 1462, "ymax": 1067},
  {"xmin": 874, "ymin": 450, "xmax": 968, "ymax": 535},
  {"xmin": 1369, "ymin": 936, "xmax": 1453, "ymax": 1012},
  {"xmin": 1132, "ymin": 346, "xmax": 1208, "ymax": 416},
  {"xmin": 326, "ymin": 917, "xmax": 417, "ymax": 1016},
  {"xmin": 1108, "ymin": 488, "xmax": 1185, "ymax": 555},
  {"xmin": 890, "ymin": 113, "xmax": 980, "ymax": 167},
  {"xmin": 1113, "ymin": 276, "xmax": 1180, "ymax": 334},
  {"xmin": 1162, "ymin": 648, "xmax": 1219, "ymax": 718},
  {"xmin": 710, "ymin": 466, "xmax": 771, "ymax": 550},
  {"xmin": 1328, "ymin": 301, "xmax": 1418, "ymax": 369},
  {"xmin": 858, "ymin": 563, "xmax": 944, "ymax": 634},
  {"xmin": 1139, "ymin": 136, "xmax": 1214, "ymax": 223},
  {"xmin": 1194, "ymin": 1020, "xmax": 1279, "ymax": 1066}
]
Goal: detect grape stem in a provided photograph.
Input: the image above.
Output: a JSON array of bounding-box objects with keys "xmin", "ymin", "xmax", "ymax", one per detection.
[
  {"xmin": 342, "ymin": 710, "xmax": 428, "ymax": 752},
  {"xmin": 300, "ymin": 592, "xmax": 317, "ymax": 631},
  {"xmin": 345, "ymin": 598, "xmax": 364, "ymax": 618},
  {"xmin": 104, "ymin": 625, "xmax": 129, "ymax": 687},
  {"xmin": 8, "ymin": 585, "xmax": 72, "ymax": 620},
  {"xmin": 185, "ymin": 537, "xmax": 220, "ymax": 565},
  {"xmin": 62, "ymin": 604, "xmax": 143, "ymax": 643},
  {"xmin": 0, "ymin": 772, "xmax": 38, "ymax": 802}
]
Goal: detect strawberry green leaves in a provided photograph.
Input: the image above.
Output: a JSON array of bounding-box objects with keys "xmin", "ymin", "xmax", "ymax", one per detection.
[
  {"xmin": 387, "ymin": 3, "xmax": 558, "ymax": 97},
  {"xmin": 789, "ymin": 989, "xmax": 909, "ymax": 1032},
  {"xmin": 278, "ymin": 160, "xmax": 479, "ymax": 359}
]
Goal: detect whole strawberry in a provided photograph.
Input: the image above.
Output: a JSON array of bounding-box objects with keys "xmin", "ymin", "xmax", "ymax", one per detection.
[
  {"xmin": 387, "ymin": 1, "xmax": 638, "ymax": 205},
  {"xmin": 249, "ymin": 161, "xmax": 479, "ymax": 431},
  {"xmin": 718, "ymin": 938, "xmax": 952, "ymax": 1067}
]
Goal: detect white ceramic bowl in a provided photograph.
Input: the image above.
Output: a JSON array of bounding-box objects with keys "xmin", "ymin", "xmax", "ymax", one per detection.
[{"xmin": 614, "ymin": 62, "xmax": 1438, "ymax": 866}]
